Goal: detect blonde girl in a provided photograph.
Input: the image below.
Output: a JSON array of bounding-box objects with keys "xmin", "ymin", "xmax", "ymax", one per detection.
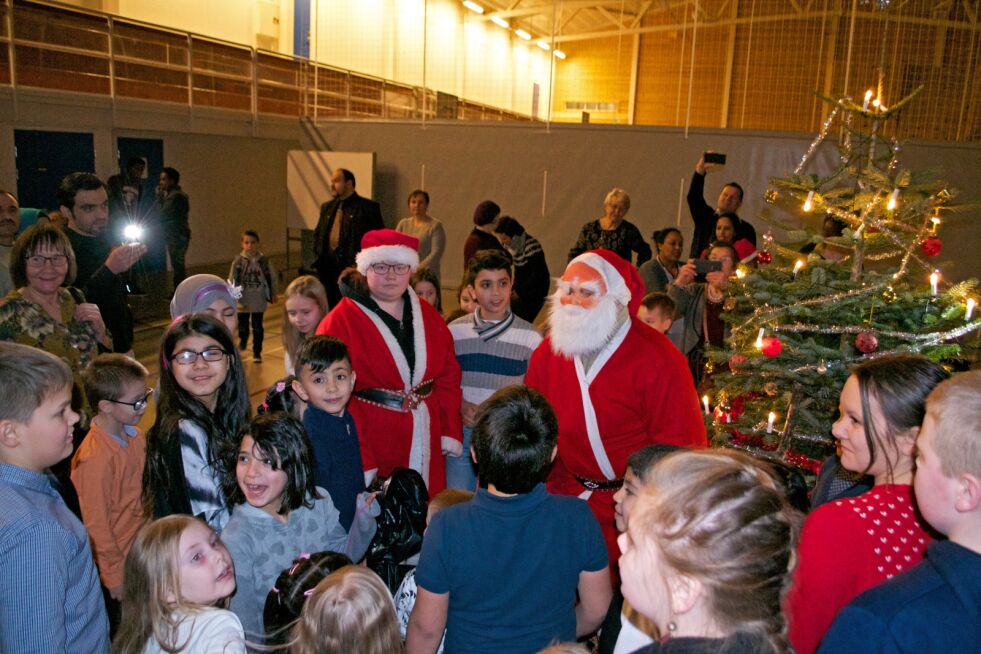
[
  {"xmin": 618, "ymin": 450, "xmax": 800, "ymax": 654},
  {"xmin": 289, "ymin": 566, "xmax": 401, "ymax": 654},
  {"xmin": 282, "ymin": 275, "xmax": 328, "ymax": 375},
  {"xmin": 112, "ymin": 515, "xmax": 244, "ymax": 654}
]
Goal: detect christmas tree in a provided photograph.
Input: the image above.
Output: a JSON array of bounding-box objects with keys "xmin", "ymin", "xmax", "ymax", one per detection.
[{"xmin": 703, "ymin": 79, "xmax": 980, "ymax": 475}]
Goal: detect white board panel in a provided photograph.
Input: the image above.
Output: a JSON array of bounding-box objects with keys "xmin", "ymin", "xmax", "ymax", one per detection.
[{"xmin": 286, "ymin": 151, "xmax": 375, "ymax": 229}]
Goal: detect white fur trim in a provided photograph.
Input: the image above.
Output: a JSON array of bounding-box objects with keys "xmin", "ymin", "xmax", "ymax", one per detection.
[
  {"xmin": 351, "ymin": 292, "xmax": 431, "ymax": 487},
  {"xmin": 356, "ymin": 245, "xmax": 420, "ymax": 275},
  {"xmin": 441, "ymin": 436, "xmax": 463, "ymax": 456},
  {"xmin": 570, "ymin": 252, "xmax": 630, "ymax": 306}
]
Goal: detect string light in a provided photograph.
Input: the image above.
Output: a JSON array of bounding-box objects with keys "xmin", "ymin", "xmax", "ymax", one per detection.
[
  {"xmin": 930, "ymin": 215, "xmax": 941, "ymax": 232},
  {"xmin": 803, "ymin": 190, "xmax": 815, "ymax": 212},
  {"xmin": 767, "ymin": 411, "xmax": 776, "ymax": 434},
  {"xmin": 930, "ymin": 270, "xmax": 939, "ymax": 296},
  {"xmin": 703, "ymin": 395, "xmax": 710, "ymax": 415},
  {"xmin": 793, "ymin": 260, "xmax": 805, "ymax": 278},
  {"xmin": 967, "ymin": 298, "xmax": 976, "ymax": 321},
  {"xmin": 755, "ymin": 328, "xmax": 765, "ymax": 349}
]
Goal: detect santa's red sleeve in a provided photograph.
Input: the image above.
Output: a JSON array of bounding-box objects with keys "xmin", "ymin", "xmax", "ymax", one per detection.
[{"xmin": 640, "ymin": 328, "xmax": 707, "ymax": 448}]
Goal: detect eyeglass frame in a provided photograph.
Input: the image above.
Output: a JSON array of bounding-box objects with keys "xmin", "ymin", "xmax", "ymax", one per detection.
[
  {"xmin": 107, "ymin": 389, "xmax": 154, "ymax": 412},
  {"xmin": 369, "ymin": 262, "xmax": 412, "ymax": 275},
  {"xmin": 170, "ymin": 348, "xmax": 229, "ymax": 366},
  {"xmin": 25, "ymin": 254, "xmax": 70, "ymax": 268}
]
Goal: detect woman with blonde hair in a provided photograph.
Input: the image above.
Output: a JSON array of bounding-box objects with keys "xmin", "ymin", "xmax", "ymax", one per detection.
[
  {"xmin": 617, "ymin": 449, "xmax": 800, "ymax": 654},
  {"xmin": 289, "ymin": 565, "xmax": 402, "ymax": 654}
]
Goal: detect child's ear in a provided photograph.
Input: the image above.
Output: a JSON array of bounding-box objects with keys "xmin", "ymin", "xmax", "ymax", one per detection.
[
  {"xmin": 668, "ymin": 571, "xmax": 702, "ymax": 617},
  {"xmin": 550, "ymin": 445, "xmax": 558, "ymax": 462},
  {"xmin": 348, "ymin": 369, "xmax": 357, "ymax": 386},
  {"xmin": 97, "ymin": 399, "xmax": 113, "ymax": 415},
  {"xmin": 0, "ymin": 418, "xmax": 22, "ymax": 448},
  {"xmin": 956, "ymin": 473, "xmax": 981, "ymax": 513},
  {"xmin": 470, "ymin": 446, "xmax": 477, "ymax": 464},
  {"xmin": 290, "ymin": 379, "xmax": 310, "ymax": 402}
]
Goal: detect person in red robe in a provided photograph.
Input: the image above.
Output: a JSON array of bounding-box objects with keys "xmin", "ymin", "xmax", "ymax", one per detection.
[
  {"xmin": 316, "ymin": 229, "xmax": 463, "ymax": 493},
  {"xmin": 525, "ymin": 249, "xmax": 707, "ymax": 568}
]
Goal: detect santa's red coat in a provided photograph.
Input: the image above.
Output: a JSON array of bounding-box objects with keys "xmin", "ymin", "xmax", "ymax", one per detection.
[
  {"xmin": 316, "ymin": 293, "xmax": 463, "ymax": 493},
  {"xmin": 525, "ymin": 318, "xmax": 707, "ymax": 567}
]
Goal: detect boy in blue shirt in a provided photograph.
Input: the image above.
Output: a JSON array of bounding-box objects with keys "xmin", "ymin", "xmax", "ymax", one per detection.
[
  {"xmin": 819, "ymin": 370, "xmax": 981, "ymax": 653},
  {"xmin": 407, "ymin": 385, "xmax": 612, "ymax": 654},
  {"xmin": 291, "ymin": 335, "xmax": 365, "ymax": 530},
  {"xmin": 446, "ymin": 249, "xmax": 542, "ymax": 489},
  {"xmin": 0, "ymin": 342, "xmax": 109, "ymax": 653}
]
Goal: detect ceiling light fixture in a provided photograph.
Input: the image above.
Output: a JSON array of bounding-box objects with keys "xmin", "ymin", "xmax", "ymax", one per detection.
[
  {"xmin": 536, "ymin": 40, "xmax": 550, "ymax": 51},
  {"xmin": 515, "ymin": 28, "xmax": 531, "ymax": 40},
  {"xmin": 462, "ymin": 1, "xmax": 484, "ymax": 14},
  {"xmin": 490, "ymin": 15, "xmax": 509, "ymax": 28}
]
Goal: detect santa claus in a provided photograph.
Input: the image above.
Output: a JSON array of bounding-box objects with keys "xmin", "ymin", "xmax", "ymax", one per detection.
[
  {"xmin": 525, "ymin": 249, "xmax": 706, "ymax": 563},
  {"xmin": 316, "ymin": 229, "xmax": 463, "ymax": 492}
]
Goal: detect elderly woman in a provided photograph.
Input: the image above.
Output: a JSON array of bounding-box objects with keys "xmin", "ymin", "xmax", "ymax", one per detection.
[
  {"xmin": 0, "ymin": 223, "xmax": 110, "ymax": 403},
  {"xmin": 669, "ymin": 241, "xmax": 738, "ymax": 387},
  {"xmin": 317, "ymin": 229, "xmax": 462, "ymax": 493},
  {"xmin": 617, "ymin": 449, "xmax": 798, "ymax": 654},
  {"xmin": 396, "ymin": 190, "xmax": 446, "ymax": 283},
  {"xmin": 568, "ymin": 188, "xmax": 652, "ymax": 266}
]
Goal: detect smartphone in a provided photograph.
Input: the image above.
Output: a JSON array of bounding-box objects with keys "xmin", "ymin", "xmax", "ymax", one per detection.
[
  {"xmin": 694, "ymin": 259, "xmax": 723, "ymax": 275},
  {"xmin": 704, "ymin": 152, "xmax": 727, "ymax": 165}
]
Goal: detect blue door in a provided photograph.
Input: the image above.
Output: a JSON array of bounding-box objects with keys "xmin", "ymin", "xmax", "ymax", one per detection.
[{"xmin": 14, "ymin": 130, "xmax": 95, "ymax": 211}]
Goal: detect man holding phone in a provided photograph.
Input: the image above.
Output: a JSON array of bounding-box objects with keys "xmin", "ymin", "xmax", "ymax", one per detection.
[{"xmin": 686, "ymin": 152, "xmax": 756, "ymax": 259}]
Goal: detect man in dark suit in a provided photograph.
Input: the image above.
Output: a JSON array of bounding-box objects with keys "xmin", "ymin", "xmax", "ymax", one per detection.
[
  {"xmin": 313, "ymin": 168, "xmax": 384, "ymax": 307},
  {"xmin": 686, "ymin": 152, "xmax": 755, "ymax": 259}
]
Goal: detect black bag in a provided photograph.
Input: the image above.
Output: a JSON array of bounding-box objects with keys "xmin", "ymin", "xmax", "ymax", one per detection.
[{"xmin": 365, "ymin": 468, "xmax": 429, "ymax": 593}]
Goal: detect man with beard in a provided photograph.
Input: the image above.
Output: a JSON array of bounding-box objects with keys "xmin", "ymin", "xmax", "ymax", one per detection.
[
  {"xmin": 525, "ymin": 249, "xmax": 706, "ymax": 566},
  {"xmin": 61, "ymin": 173, "xmax": 146, "ymax": 355}
]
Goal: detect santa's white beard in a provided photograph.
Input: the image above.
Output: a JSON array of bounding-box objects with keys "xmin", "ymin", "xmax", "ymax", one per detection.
[{"xmin": 548, "ymin": 291, "xmax": 621, "ymax": 357}]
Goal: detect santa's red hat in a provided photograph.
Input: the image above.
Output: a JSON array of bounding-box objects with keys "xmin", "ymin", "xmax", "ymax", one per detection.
[
  {"xmin": 356, "ymin": 229, "xmax": 420, "ymax": 275},
  {"xmin": 568, "ymin": 249, "xmax": 645, "ymax": 315}
]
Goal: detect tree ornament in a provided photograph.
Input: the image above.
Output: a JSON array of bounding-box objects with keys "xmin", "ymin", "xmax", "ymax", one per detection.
[
  {"xmin": 920, "ymin": 237, "xmax": 942, "ymax": 257},
  {"xmin": 723, "ymin": 297, "xmax": 737, "ymax": 312},
  {"xmin": 761, "ymin": 337, "xmax": 783, "ymax": 358},
  {"xmin": 757, "ymin": 250, "xmax": 773, "ymax": 265},
  {"xmin": 764, "ymin": 382, "xmax": 779, "ymax": 396},
  {"xmin": 728, "ymin": 354, "xmax": 748, "ymax": 372},
  {"xmin": 855, "ymin": 330, "xmax": 879, "ymax": 353},
  {"xmin": 764, "ymin": 189, "xmax": 778, "ymax": 204},
  {"xmin": 817, "ymin": 359, "xmax": 828, "ymax": 374},
  {"xmin": 881, "ymin": 286, "xmax": 897, "ymax": 303}
]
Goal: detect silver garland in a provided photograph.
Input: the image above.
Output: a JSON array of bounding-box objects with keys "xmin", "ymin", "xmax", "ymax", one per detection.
[{"xmin": 795, "ymin": 105, "xmax": 840, "ymax": 175}]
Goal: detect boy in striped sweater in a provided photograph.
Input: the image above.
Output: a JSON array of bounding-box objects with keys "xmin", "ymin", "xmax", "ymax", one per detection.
[{"xmin": 446, "ymin": 249, "xmax": 543, "ymax": 490}]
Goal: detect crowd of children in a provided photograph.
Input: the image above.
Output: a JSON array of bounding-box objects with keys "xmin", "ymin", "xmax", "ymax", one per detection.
[{"xmin": 1, "ymin": 225, "xmax": 980, "ymax": 654}]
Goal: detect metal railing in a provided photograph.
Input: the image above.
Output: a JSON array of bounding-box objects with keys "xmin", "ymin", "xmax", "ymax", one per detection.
[{"xmin": 0, "ymin": 0, "xmax": 535, "ymax": 124}]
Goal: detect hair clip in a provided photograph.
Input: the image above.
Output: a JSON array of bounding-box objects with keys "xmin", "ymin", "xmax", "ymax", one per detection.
[
  {"xmin": 226, "ymin": 279, "xmax": 243, "ymax": 300},
  {"xmin": 275, "ymin": 381, "xmax": 287, "ymax": 393}
]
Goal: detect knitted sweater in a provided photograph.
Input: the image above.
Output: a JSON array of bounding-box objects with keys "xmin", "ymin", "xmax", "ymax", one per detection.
[
  {"xmin": 448, "ymin": 308, "xmax": 543, "ymax": 406},
  {"xmin": 222, "ymin": 493, "xmax": 350, "ymax": 640},
  {"xmin": 787, "ymin": 484, "xmax": 932, "ymax": 654}
]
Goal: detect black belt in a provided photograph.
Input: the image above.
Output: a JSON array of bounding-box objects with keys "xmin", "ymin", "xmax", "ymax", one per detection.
[
  {"xmin": 356, "ymin": 379, "xmax": 434, "ymax": 412},
  {"xmin": 573, "ymin": 475, "xmax": 624, "ymax": 492}
]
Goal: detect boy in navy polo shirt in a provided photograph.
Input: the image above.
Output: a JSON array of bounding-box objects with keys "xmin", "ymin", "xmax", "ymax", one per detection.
[{"xmin": 407, "ymin": 385, "xmax": 611, "ymax": 654}]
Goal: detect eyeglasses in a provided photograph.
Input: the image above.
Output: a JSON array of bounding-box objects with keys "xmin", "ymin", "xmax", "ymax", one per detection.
[
  {"xmin": 26, "ymin": 254, "xmax": 69, "ymax": 268},
  {"xmin": 171, "ymin": 348, "xmax": 227, "ymax": 365},
  {"xmin": 108, "ymin": 389, "xmax": 154, "ymax": 412},
  {"xmin": 369, "ymin": 262, "xmax": 411, "ymax": 275}
]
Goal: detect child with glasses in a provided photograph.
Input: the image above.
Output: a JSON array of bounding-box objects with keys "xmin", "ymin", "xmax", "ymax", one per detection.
[
  {"xmin": 143, "ymin": 314, "xmax": 252, "ymax": 533},
  {"xmin": 70, "ymin": 353, "xmax": 152, "ymax": 635}
]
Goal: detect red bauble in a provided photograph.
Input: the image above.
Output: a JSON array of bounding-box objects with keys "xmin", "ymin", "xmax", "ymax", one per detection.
[
  {"xmin": 761, "ymin": 337, "xmax": 782, "ymax": 358},
  {"xmin": 920, "ymin": 237, "xmax": 942, "ymax": 257},
  {"xmin": 757, "ymin": 250, "xmax": 773, "ymax": 265},
  {"xmin": 728, "ymin": 354, "xmax": 749, "ymax": 372},
  {"xmin": 855, "ymin": 330, "xmax": 879, "ymax": 353}
]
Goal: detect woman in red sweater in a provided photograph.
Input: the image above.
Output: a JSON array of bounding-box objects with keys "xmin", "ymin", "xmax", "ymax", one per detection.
[{"xmin": 786, "ymin": 355, "xmax": 949, "ymax": 654}]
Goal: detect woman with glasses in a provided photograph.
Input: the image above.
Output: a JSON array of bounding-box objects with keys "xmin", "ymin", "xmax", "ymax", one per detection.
[
  {"xmin": 317, "ymin": 229, "xmax": 462, "ymax": 494},
  {"xmin": 669, "ymin": 241, "xmax": 739, "ymax": 388},
  {"xmin": 0, "ymin": 223, "xmax": 110, "ymax": 413}
]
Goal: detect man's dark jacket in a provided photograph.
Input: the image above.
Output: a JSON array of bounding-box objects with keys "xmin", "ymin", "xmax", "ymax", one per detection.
[{"xmin": 313, "ymin": 192, "xmax": 383, "ymax": 304}]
